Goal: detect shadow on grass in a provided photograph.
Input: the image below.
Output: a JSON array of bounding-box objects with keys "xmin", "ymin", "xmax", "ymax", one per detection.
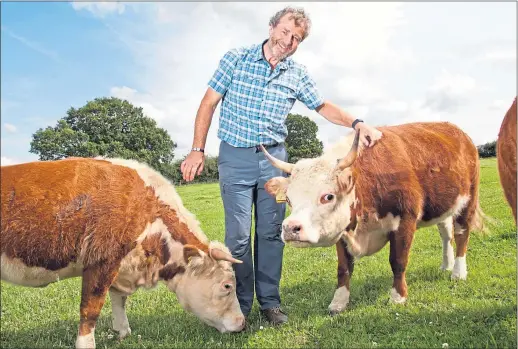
[
  {"xmin": 1, "ymin": 301, "xmax": 258, "ymax": 349},
  {"xmin": 2, "ymin": 295, "xmax": 515, "ymax": 349},
  {"xmin": 2, "ymin": 270, "xmax": 515, "ymax": 349},
  {"xmin": 279, "ymin": 273, "xmax": 395, "ymax": 318},
  {"xmin": 311, "ymin": 303, "xmax": 517, "ymax": 349}
]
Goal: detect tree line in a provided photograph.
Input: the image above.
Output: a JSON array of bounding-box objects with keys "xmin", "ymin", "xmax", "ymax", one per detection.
[
  {"xmin": 29, "ymin": 97, "xmax": 498, "ymax": 185},
  {"xmin": 29, "ymin": 97, "xmax": 324, "ymax": 185}
]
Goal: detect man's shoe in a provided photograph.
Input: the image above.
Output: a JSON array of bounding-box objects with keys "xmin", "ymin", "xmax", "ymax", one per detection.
[{"xmin": 260, "ymin": 306, "xmax": 288, "ymax": 325}]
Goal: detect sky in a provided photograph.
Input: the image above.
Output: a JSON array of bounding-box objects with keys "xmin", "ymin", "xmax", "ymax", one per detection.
[{"xmin": 1, "ymin": 1, "xmax": 516, "ymax": 166}]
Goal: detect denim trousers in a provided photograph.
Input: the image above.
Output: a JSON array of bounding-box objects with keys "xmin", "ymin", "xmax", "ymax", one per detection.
[{"xmin": 218, "ymin": 140, "xmax": 288, "ymax": 315}]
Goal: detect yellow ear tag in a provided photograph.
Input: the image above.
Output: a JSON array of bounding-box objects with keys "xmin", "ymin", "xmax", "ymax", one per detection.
[{"xmin": 276, "ymin": 191, "xmax": 287, "ymax": 203}]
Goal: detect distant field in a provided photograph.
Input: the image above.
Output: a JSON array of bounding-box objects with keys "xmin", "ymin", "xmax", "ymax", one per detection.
[{"xmin": 1, "ymin": 157, "xmax": 516, "ymax": 348}]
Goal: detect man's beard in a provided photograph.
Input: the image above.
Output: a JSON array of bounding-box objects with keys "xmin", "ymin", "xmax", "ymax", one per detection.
[{"xmin": 267, "ymin": 37, "xmax": 292, "ymax": 61}]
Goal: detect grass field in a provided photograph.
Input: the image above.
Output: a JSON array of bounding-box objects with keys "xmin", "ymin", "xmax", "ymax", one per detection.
[{"xmin": 1, "ymin": 157, "xmax": 516, "ymax": 348}]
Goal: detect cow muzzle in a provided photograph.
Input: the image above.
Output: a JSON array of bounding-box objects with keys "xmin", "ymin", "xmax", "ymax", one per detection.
[{"xmin": 282, "ymin": 220, "xmax": 304, "ymax": 242}]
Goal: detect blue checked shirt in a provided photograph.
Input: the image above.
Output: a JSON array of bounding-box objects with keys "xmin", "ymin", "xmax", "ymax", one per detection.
[{"xmin": 208, "ymin": 40, "xmax": 325, "ymax": 148}]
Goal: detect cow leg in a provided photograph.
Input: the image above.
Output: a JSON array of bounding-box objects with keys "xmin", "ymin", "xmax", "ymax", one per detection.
[
  {"xmin": 75, "ymin": 264, "xmax": 119, "ymax": 349},
  {"xmin": 437, "ymin": 217, "xmax": 454, "ymax": 271},
  {"xmin": 388, "ymin": 220, "xmax": 416, "ymax": 304},
  {"xmin": 109, "ymin": 288, "xmax": 131, "ymax": 340},
  {"xmin": 451, "ymin": 191, "xmax": 478, "ymax": 281},
  {"xmin": 328, "ymin": 238, "xmax": 354, "ymax": 315},
  {"xmin": 451, "ymin": 221, "xmax": 470, "ymax": 280}
]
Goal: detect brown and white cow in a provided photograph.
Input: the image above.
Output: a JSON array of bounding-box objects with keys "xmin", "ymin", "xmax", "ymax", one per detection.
[
  {"xmin": 261, "ymin": 121, "xmax": 483, "ymax": 314},
  {"xmin": 497, "ymin": 97, "xmax": 517, "ymax": 225},
  {"xmin": 1, "ymin": 157, "xmax": 245, "ymax": 349}
]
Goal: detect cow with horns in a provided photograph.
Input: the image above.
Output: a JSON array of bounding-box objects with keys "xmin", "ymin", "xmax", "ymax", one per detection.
[
  {"xmin": 260, "ymin": 121, "xmax": 483, "ymax": 314},
  {"xmin": 1, "ymin": 157, "xmax": 245, "ymax": 349}
]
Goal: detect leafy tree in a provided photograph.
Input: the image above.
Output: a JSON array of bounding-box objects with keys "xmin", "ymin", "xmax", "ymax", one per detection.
[
  {"xmin": 168, "ymin": 155, "xmax": 220, "ymax": 185},
  {"xmin": 477, "ymin": 140, "xmax": 497, "ymax": 158},
  {"xmin": 30, "ymin": 97, "xmax": 177, "ymax": 173},
  {"xmin": 285, "ymin": 113, "xmax": 323, "ymax": 162}
]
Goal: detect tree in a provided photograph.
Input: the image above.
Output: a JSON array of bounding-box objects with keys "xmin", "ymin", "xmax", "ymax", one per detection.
[
  {"xmin": 285, "ymin": 113, "xmax": 324, "ymax": 163},
  {"xmin": 30, "ymin": 97, "xmax": 177, "ymax": 173},
  {"xmin": 477, "ymin": 140, "xmax": 497, "ymax": 158},
  {"xmin": 167, "ymin": 155, "xmax": 220, "ymax": 185}
]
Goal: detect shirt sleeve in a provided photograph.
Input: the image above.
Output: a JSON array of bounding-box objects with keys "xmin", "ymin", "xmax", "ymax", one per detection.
[
  {"xmin": 208, "ymin": 49, "xmax": 241, "ymax": 95},
  {"xmin": 296, "ymin": 68, "xmax": 325, "ymax": 110}
]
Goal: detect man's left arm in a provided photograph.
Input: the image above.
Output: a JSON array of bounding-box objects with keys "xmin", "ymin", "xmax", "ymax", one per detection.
[
  {"xmin": 296, "ymin": 70, "xmax": 382, "ymax": 148},
  {"xmin": 315, "ymin": 100, "xmax": 382, "ymax": 148}
]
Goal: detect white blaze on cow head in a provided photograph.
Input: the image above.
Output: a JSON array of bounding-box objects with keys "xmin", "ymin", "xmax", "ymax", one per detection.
[
  {"xmin": 163, "ymin": 242, "xmax": 245, "ymax": 333},
  {"xmin": 262, "ymin": 131, "xmax": 361, "ymax": 247}
]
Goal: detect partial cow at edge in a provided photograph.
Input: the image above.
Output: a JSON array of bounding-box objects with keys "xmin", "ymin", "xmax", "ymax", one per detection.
[
  {"xmin": 261, "ymin": 121, "xmax": 484, "ymax": 315},
  {"xmin": 1, "ymin": 157, "xmax": 245, "ymax": 349},
  {"xmin": 497, "ymin": 97, "xmax": 517, "ymax": 225}
]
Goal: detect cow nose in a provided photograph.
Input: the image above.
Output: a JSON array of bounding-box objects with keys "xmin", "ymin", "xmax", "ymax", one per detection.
[
  {"xmin": 236, "ymin": 315, "xmax": 246, "ymax": 330},
  {"xmin": 284, "ymin": 221, "xmax": 302, "ymax": 235}
]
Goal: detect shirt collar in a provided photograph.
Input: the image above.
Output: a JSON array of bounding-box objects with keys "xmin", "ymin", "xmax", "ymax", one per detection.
[{"xmin": 254, "ymin": 39, "xmax": 292, "ymax": 70}]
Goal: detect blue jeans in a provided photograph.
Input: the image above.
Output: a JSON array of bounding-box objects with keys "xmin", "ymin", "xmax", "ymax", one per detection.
[{"xmin": 218, "ymin": 141, "xmax": 288, "ymax": 315}]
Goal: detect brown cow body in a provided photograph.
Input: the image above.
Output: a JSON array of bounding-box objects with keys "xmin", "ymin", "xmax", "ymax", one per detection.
[
  {"xmin": 497, "ymin": 97, "xmax": 517, "ymax": 224},
  {"xmin": 261, "ymin": 122, "xmax": 483, "ymax": 314},
  {"xmin": 1, "ymin": 157, "xmax": 245, "ymax": 348}
]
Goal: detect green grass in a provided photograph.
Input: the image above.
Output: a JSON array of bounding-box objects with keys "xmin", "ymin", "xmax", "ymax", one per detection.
[{"xmin": 1, "ymin": 158, "xmax": 516, "ymax": 348}]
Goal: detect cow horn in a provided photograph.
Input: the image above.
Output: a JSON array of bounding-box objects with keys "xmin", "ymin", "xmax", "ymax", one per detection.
[
  {"xmin": 259, "ymin": 145, "xmax": 294, "ymax": 174},
  {"xmin": 336, "ymin": 130, "xmax": 360, "ymax": 170},
  {"xmin": 210, "ymin": 248, "xmax": 243, "ymax": 264}
]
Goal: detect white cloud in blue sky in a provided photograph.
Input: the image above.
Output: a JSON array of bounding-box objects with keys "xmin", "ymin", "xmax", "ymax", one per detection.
[{"xmin": 1, "ymin": 2, "xmax": 516, "ymax": 166}]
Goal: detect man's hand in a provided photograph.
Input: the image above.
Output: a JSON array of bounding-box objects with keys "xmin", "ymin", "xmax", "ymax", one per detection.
[
  {"xmin": 356, "ymin": 122, "xmax": 383, "ymax": 148},
  {"xmin": 181, "ymin": 151, "xmax": 205, "ymax": 182}
]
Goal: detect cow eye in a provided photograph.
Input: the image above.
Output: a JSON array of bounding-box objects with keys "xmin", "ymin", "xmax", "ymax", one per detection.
[{"xmin": 320, "ymin": 194, "xmax": 335, "ymax": 204}]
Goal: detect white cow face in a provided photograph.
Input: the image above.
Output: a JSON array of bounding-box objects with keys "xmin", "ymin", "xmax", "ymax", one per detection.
[
  {"xmin": 164, "ymin": 245, "xmax": 245, "ymax": 333},
  {"xmin": 262, "ymin": 131, "xmax": 361, "ymax": 248}
]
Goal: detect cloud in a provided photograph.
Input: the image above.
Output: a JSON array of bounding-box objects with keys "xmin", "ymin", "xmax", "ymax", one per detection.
[
  {"xmin": 71, "ymin": 2, "xmax": 127, "ymax": 18},
  {"xmin": 4, "ymin": 123, "xmax": 17, "ymax": 133},
  {"xmin": 424, "ymin": 70, "xmax": 479, "ymax": 113},
  {"xmin": 100, "ymin": 2, "xmax": 413, "ymax": 157},
  {"xmin": 1, "ymin": 156, "xmax": 17, "ymax": 166},
  {"xmin": 1, "ymin": 26, "xmax": 60, "ymax": 63},
  {"xmin": 489, "ymin": 99, "xmax": 514, "ymax": 111},
  {"xmin": 477, "ymin": 49, "xmax": 516, "ymax": 70},
  {"xmin": 68, "ymin": 2, "xmax": 513, "ymax": 158}
]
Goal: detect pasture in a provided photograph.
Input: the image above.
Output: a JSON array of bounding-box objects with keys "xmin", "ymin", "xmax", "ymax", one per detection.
[{"xmin": 1, "ymin": 157, "xmax": 516, "ymax": 348}]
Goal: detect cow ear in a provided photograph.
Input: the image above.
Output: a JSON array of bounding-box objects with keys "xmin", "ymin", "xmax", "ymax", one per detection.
[
  {"xmin": 159, "ymin": 262, "xmax": 186, "ymax": 281},
  {"xmin": 183, "ymin": 245, "xmax": 202, "ymax": 264},
  {"xmin": 265, "ymin": 177, "xmax": 289, "ymax": 197},
  {"xmin": 336, "ymin": 171, "xmax": 354, "ymax": 192}
]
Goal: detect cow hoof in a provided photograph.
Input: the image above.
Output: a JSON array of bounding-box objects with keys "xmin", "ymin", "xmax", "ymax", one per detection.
[
  {"xmin": 116, "ymin": 327, "xmax": 131, "ymax": 340},
  {"xmin": 440, "ymin": 263, "xmax": 454, "ymax": 271},
  {"xmin": 328, "ymin": 307, "xmax": 346, "ymax": 316},
  {"xmin": 389, "ymin": 288, "xmax": 407, "ymax": 304},
  {"xmin": 328, "ymin": 303, "xmax": 348, "ymax": 316},
  {"xmin": 451, "ymin": 257, "xmax": 467, "ymax": 280},
  {"xmin": 328, "ymin": 286, "xmax": 350, "ymax": 316},
  {"xmin": 451, "ymin": 273, "xmax": 467, "ymax": 281}
]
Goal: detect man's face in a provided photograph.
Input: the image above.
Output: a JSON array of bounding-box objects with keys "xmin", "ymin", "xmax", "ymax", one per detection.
[{"xmin": 268, "ymin": 14, "xmax": 306, "ymax": 61}]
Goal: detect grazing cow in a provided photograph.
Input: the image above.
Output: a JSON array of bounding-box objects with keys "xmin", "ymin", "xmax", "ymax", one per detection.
[
  {"xmin": 260, "ymin": 122, "xmax": 483, "ymax": 314},
  {"xmin": 497, "ymin": 97, "xmax": 517, "ymax": 224},
  {"xmin": 1, "ymin": 157, "xmax": 245, "ymax": 349}
]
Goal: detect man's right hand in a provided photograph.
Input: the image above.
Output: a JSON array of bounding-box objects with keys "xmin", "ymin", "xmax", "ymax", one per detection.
[{"xmin": 180, "ymin": 151, "xmax": 205, "ymax": 182}]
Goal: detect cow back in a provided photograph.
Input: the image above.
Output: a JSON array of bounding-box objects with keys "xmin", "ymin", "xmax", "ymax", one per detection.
[
  {"xmin": 350, "ymin": 122, "xmax": 479, "ymax": 221},
  {"xmin": 1, "ymin": 158, "xmax": 158, "ymax": 270}
]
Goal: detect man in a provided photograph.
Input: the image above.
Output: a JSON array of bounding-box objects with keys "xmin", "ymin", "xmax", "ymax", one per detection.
[{"xmin": 181, "ymin": 6, "xmax": 383, "ymax": 326}]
